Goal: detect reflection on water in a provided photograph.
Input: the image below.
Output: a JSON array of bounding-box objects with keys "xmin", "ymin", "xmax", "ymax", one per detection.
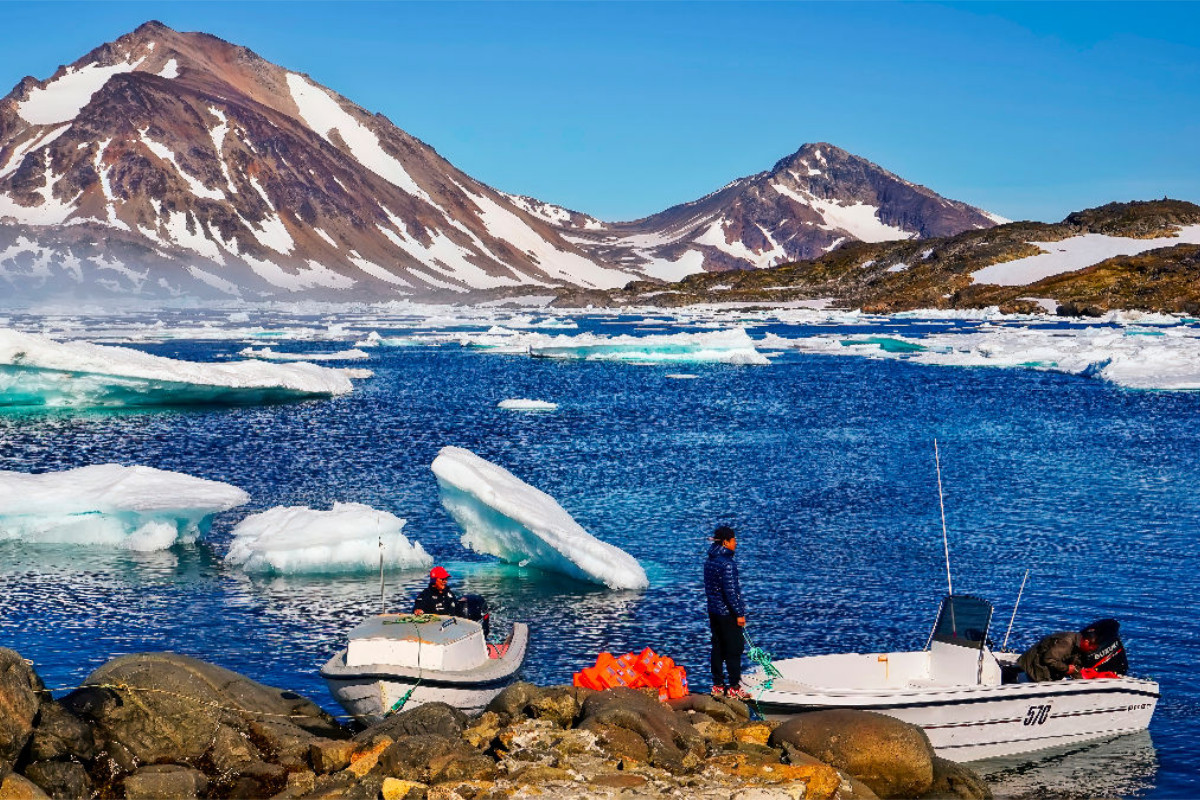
[{"xmin": 972, "ymin": 731, "xmax": 1158, "ymax": 799}]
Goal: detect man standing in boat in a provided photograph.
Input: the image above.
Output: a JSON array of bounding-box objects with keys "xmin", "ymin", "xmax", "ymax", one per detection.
[
  {"xmin": 705, "ymin": 525, "xmax": 751, "ymax": 700},
  {"xmin": 414, "ymin": 566, "xmax": 459, "ymax": 615}
]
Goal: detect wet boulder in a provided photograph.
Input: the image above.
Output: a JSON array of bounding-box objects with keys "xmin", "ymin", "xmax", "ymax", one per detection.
[
  {"xmin": 578, "ymin": 687, "xmax": 705, "ymax": 773},
  {"xmin": 27, "ymin": 702, "xmax": 96, "ymax": 762},
  {"xmin": 374, "ymin": 734, "xmax": 496, "ymax": 784},
  {"xmin": 354, "ymin": 702, "xmax": 467, "ymax": 744},
  {"xmin": 60, "ymin": 652, "xmax": 344, "ymax": 773},
  {"xmin": 486, "ymin": 682, "xmax": 591, "ymax": 728},
  {"xmin": 769, "ymin": 709, "xmax": 934, "ymax": 798},
  {"xmin": 924, "ymin": 756, "xmax": 992, "ymax": 799},
  {"xmin": 19, "ymin": 761, "xmax": 90, "ymax": 800},
  {"xmin": 0, "ymin": 650, "xmax": 47, "ymax": 778},
  {"xmin": 122, "ymin": 764, "xmax": 208, "ymax": 799}
]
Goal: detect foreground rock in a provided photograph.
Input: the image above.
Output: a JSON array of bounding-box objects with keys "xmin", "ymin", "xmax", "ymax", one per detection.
[{"xmin": 1, "ymin": 653, "xmax": 989, "ymax": 799}]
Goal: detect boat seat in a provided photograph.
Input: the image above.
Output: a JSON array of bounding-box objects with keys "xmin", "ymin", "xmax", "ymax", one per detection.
[{"xmin": 488, "ymin": 642, "xmax": 510, "ymax": 659}]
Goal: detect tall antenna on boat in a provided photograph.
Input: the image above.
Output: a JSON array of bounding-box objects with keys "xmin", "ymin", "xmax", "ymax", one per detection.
[
  {"xmin": 935, "ymin": 439, "xmax": 953, "ymax": 597},
  {"xmin": 378, "ymin": 528, "xmax": 386, "ymax": 614},
  {"xmin": 1002, "ymin": 569, "xmax": 1030, "ymax": 650}
]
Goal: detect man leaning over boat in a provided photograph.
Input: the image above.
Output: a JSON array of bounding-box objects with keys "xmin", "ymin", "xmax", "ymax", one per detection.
[{"xmin": 1018, "ymin": 626, "xmax": 1101, "ymax": 681}]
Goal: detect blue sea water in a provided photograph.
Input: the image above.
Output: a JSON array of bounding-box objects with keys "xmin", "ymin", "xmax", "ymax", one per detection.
[{"xmin": 1, "ymin": 310, "xmax": 1197, "ymax": 798}]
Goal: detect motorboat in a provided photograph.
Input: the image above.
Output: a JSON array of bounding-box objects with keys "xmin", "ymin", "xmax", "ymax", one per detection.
[
  {"xmin": 321, "ymin": 612, "xmax": 529, "ymax": 723},
  {"xmin": 741, "ymin": 594, "xmax": 1158, "ymax": 761}
]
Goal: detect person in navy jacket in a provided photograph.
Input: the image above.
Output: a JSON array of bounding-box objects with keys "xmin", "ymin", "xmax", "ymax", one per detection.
[{"xmin": 704, "ymin": 525, "xmax": 750, "ymax": 699}]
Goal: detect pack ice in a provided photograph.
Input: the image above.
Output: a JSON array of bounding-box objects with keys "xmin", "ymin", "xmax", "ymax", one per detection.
[
  {"xmin": 459, "ymin": 327, "xmax": 769, "ymax": 365},
  {"xmin": 225, "ymin": 502, "xmax": 431, "ymax": 574},
  {"xmin": 0, "ymin": 329, "xmax": 355, "ymax": 407},
  {"xmin": 0, "ymin": 464, "xmax": 249, "ymax": 551},
  {"xmin": 431, "ymin": 446, "xmax": 648, "ymax": 590}
]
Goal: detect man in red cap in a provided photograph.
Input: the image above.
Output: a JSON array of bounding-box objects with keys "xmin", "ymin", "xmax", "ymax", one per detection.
[{"xmin": 413, "ymin": 566, "xmax": 459, "ymax": 615}]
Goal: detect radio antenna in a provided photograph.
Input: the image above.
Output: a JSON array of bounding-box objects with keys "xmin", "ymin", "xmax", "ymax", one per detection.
[
  {"xmin": 378, "ymin": 529, "xmax": 386, "ymax": 614},
  {"xmin": 1002, "ymin": 569, "xmax": 1030, "ymax": 650},
  {"xmin": 935, "ymin": 439, "xmax": 953, "ymax": 597}
]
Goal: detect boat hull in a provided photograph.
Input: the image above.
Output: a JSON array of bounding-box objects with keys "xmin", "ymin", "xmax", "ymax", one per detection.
[
  {"xmin": 747, "ymin": 676, "xmax": 1159, "ymax": 761},
  {"xmin": 324, "ymin": 674, "xmax": 511, "ymax": 722}
]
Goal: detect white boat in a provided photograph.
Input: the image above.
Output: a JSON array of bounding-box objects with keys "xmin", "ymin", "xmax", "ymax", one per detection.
[
  {"xmin": 742, "ymin": 595, "xmax": 1158, "ymax": 761},
  {"xmin": 321, "ymin": 612, "xmax": 529, "ymax": 723}
]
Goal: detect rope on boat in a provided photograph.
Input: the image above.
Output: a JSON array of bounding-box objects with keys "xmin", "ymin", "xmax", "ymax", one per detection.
[{"xmin": 743, "ymin": 630, "xmax": 781, "ymax": 721}]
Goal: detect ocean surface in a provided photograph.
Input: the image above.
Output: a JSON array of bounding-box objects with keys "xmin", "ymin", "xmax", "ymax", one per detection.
[{"xmin": 1, "ymin": 306, "xmax": 1197, "ymax": 798}]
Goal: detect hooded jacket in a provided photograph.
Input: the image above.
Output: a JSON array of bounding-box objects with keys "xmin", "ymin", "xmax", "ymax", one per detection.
[
  {"xmin": 1018, "ymin": 631, "xmax": 1081, "ymax": 682},
  {"xmin": 704, "ymin": 542, "xmax": 746, "ymax": 617}
]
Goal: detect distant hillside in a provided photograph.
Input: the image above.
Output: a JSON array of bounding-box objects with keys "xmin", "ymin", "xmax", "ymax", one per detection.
[{"xmin": 554, "ymin": 200, "xmax": 1200, "ymax": 315}]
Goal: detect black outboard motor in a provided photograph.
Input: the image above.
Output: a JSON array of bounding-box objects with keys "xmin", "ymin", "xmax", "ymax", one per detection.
[
  {"xmin": 457, "ymin": 594, "xmax": 490, "ymax": 638},
  {"xmin": 1080, "ymin": 618, "xmax": 1128, "ymax": 675}
]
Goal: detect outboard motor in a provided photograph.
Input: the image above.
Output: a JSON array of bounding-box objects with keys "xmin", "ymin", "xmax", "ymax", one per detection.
[
  {"xmin": 457, "ymin": 594, "xmax": 490, "ymax": 638},
  {"xmin": 1080, "ymin": 618, "xmax": 1128, "ymax": 675}
]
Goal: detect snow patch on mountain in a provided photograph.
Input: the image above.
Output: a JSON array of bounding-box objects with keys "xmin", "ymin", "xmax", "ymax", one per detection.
[{"xmin": 16, "ymin": 57, "xmax": 146, "ymax": 125}]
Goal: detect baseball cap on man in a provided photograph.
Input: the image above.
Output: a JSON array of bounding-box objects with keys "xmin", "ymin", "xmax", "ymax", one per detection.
[{"xmin": 430, "ymin": 566, "xmax": 450, "ymax": 580}]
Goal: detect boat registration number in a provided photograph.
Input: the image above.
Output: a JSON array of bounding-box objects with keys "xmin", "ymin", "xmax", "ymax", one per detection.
[{"xmin": 1023, "ymin": 704, "xmax": 1052, "ymax": 725}]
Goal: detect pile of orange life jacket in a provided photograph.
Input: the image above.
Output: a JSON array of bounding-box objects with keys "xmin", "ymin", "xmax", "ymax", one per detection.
[
  {"xmin": 1080, "ymin": 667, "xmax": 1121, "ymax": 680},
  {"xmin": 573, "ymin": 647, "xmax": 689, "ymax": 701}
]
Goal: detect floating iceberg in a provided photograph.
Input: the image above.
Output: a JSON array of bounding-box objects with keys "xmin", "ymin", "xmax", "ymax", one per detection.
[
  {"xmin": 457, "ymin": 327, "xmax": 769, "ymax": 365},
  {"xmin": 225, "ymin": 502, "xmax": 431, "ymax": 575},
  {"xmin": 0, "ymin": 464, "xmax": 249, "ymax": 551},
  {"xmin": 431, "ymin": 447, "xmax": 648, "ymax": 590},
  {"xmin": 0, "ymin": 329, "xmax": 356, "ymax": 407},
  {"xmin": 239, "ymin": 346, "xmax": 370, "ymax": 361},
  {"xmin": 497, "ymin": 398, "xmax": 558, "ymax": 411},
  {"xmin": 773, "ymin": 326, "xmax": 1200, "ymax": 390}
]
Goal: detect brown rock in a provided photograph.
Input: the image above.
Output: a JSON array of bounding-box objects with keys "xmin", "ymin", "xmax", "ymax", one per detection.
[
  {"xmin": 207, "ymin": 725, "xmax": 260, "ymax": 774},
  {"xmin": 310, "ymin": 738, "xmax": 357, "ymax": 773},
  {"xmin": 375, "ymin": 734, "xmax": 496, "ymax": 784},
  {"xmin": 284, "ymin": 770, "xmax": 316, "ymax": 796},
  {"xmin": 588, "ymin": 772, "xmax": 648, "ymax": 789},
  {"xmin": 924, "ymin": 756, "xmax": 992, "ymax": 799},
  {"xmin": 462, "ymin": 712, "xmax": 502, "ymax": 751},
  {"xmin": 0, "ymin": 774, "xmax": 50, "ymax": 800},
  {"xmin": 669, "ymin": 693, "xmax": 749, "ymax": 724},
  {"xmin": 20, "ymin": 761, "xmax": 90, "ymax": 800},
  {"xmin": 346, "ymin": 737, "xmax": 393, "ymax": 778},
  {"xmin": 580, "ymin": 722, "xmax": 649, "ymax": 763},
  {"xmin": 354, "ymin": 703, "xmax": 467, "ymax": 744},
  {"xmin": 578, "ymin": 687, "xmax": 705, "ymax": 774},
  {"xmin": 691, "ymin": 716, "xmax": 734, "ymax": 745},
  {"xmin": 123, "ymin": 764, "xmax": 209, "ymax": 800},
  {"xmin": 769, "ymin": 709, "xmax": 934, "ymax": 798},
  {"xmin": 0, "ymin": 650, "xmax": 47, "ymax": 776},
  {"xmin": 27, "ymin": 702, "xmax": 96, "ymax": 763},
  {"xmin": 381, "ymin": 777, "xmax": 427, "ymax": 800},
  {"xmin": 735, "ymin": 722, "xmax": 774, "ymax": 746}
]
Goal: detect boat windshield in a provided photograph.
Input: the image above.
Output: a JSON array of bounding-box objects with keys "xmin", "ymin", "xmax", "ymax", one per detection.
[{"xmin": 931, "ymin": 595, "xmax": 992, "ymax": 649}]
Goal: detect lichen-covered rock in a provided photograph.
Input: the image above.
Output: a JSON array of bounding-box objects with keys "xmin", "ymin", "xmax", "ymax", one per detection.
[
  {"xmin": 310, "ymin": 738, "xmax": 357, "ymax": 774},
  {"xmin": 354, "ymin": 703, "xmax": 467, "ymax": 744},
  {"xmin": 61, "ymin": 653, "xmax": 343, "ymax": 774},
  {"xmin": 27, "ymin": 702, "xmax": 96, "ymax": 763},
  {"xmin": 381, "ymin": 776, "xmax": 427, "ymax": 800},
  {"xmin": 924, "ymin": 756, "xmax": 992, "ymax": 799},
  {"xmin": 17, "ymin": 761, "xmax": 89, "ymax": 800},
  {"xmin": 205, "ymin": 725, "xmax": 260, "ymax": 775},
  {"xmin": 0, "ymin": 773, "xmax": 50, "ymax": 800},
  {"xmin": 735, "ymin": 722, "xmax": 775, "ymax": 746},
  {"xmin": 0, "ymin": 650, "xmax": 47, "ymax": 777},
  {"xmin": 485, "ymin": 682, "xmax": 591, "ymax": 729},
  {"xmin": 769, "ymin": 709, "xmax": 934, "ymax": 798},
  {"xmin": 375, "ymin": 734, "xmax": 496, "ymax": 784},
  {"xmin": 123, "ymin": 764, "xmax": 208, "ymax": 800},
  {"xmin": 578, "ymin": 687, "xmax": 705, "ymax": 774},
  {"xmin": 462, "ymin": 712, "xmax": 502, "ymax": 751}
]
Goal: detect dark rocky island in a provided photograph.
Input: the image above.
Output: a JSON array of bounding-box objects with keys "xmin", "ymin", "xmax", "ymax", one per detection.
[{"xmin": 0, "ymin": 649, "xmax": 990, "ymax": 799}]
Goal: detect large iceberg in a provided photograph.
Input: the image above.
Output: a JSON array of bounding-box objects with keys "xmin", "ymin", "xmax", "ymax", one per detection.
[
  {"xmin": 0, "ymin": 329, "xmax": 356, "ymax": 407},
  {"xmin": 431, "ymin": 446, "xmax": 648, "ymax": 590},
  {"xmin": 457, "ymin": 327, "xmax": 769, "ymax": 365},
  {"xmin": 225, "ymin": 502, "xmax": 431, "ymax": 575},
  {"xmin": 0, "ymin": 464, "xmax": 249, "ymax": 551}
]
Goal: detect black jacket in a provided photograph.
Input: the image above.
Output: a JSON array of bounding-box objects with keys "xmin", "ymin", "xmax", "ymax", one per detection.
[
  {"xmin": 1018, "ymin": 631, "xmax": 1081, "ymax": 681},
  {"xmin": 704, "ymin": 543, "xmax": 746, "ymax": 617},
  {"xmin": 413, "ymin": 584, "xmax": 458, "ymax": 615}
]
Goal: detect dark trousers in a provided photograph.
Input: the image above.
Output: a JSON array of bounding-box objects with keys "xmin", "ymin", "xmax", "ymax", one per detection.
[{"xmin": 709, "ymin": 613, "xmax": 745, "ymax": 688}]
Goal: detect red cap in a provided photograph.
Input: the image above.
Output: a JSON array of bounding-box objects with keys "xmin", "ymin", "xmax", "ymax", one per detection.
[{"xmin": 430, "ymin": 566, "xmax": 450, "ymax": 580}]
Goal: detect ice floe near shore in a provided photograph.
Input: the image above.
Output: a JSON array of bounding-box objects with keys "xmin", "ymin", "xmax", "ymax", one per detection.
[
  {"xmin": 0, "ymin": 464, "xmax": 249, "ymax": 550},
  {"xmin": 239, "ymin": 346, "xmax": 370, "ymax": 361},
  {"xmin": 772, "ymin": 325, "xmax": 1200, "ymax": 390},
  {"xmin": 0, "ymin": 329, "xmax": 357, "ymax": 407},
  {"xmin": 225, "ymin": 503, "xmax": 431, "ymax": 575},
  {"xmin": 431, "ymin": 446, "xmax": 648, "ymax": 590},
  {"xmin": 457, "ymin": 327, "xmax": 769, "ymax": 365}
]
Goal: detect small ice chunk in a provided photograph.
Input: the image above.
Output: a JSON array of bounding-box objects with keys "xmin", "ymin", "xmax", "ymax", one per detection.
[
  {"xmin": 665, "ymin": 373, "xmax": 699, "ymax": 379},
  {"xmin": 225, "ymin": 502, "xmax": 431, "ymax": 575},
  {"xmin": 497, "ymin": 398, "xmax": 558, "ymax": 411},
  {"xmin": 0, "ymin": 329, "xmax": 355, "ymax": 407},
  {"xmin": 239, "ymin": 346, "xmax": 370, "ymax": 361},
  {"xmin": 431, "ymin": 446, "xmax": 648, "ymax": 590},
  {"xmin": 0, "ymin": 464, "xmax": 249, "ymax": 550}
]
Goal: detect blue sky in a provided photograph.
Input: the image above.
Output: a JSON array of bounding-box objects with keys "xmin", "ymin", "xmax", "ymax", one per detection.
[{"xmin": 3, "ymin": 2, "xmax": 1198, "ymax": 223}]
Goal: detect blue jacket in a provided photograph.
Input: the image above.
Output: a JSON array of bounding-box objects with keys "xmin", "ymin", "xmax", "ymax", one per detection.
[{"xmin": 704, "ymin": 543, "xmax": 746, "ymax": 617}]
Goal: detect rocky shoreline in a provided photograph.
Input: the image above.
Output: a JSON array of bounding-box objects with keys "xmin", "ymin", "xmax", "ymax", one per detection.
[{"xmin": 0, "ymin": 649, "xmax": 990, "ymax": 800}]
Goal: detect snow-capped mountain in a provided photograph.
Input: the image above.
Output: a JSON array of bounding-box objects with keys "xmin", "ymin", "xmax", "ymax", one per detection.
[
  {"xmin": 0, "ymin": 22, "xmax": 1002, "ymax": 303},
  {"xmin": 556, "ymin": 143, "xmax": 1005, "ymax": 282}
]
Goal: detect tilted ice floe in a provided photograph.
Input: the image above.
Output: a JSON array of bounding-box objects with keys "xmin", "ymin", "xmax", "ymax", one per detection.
[
  {"xmin": 239, "ymin": 346, "xmax": 370, "ymax": 361},
  {"xmin": 0, "ymin": 329, "xmax": 357, "ymax": 407},
  {"xmin": 497, "ymin": 398, "xmax": 558, "ymax": 411},
  {"xmin": 431, "ymin": 446, "xmax": 649, "ymax": 590},
  {"xmin": 225, "ymin": 502, "xmax": 431, "ymax": 575},
  {"xmin": 0, "ymin": 464, "xmax": 249, "ymax": 551},
  {"xmin": 769, "ymin": 325, "xmax": 1200, "ymax": 390},
  {"xmin": 457, "ymin": 327, "xmax": 769, "ymax": 365}
]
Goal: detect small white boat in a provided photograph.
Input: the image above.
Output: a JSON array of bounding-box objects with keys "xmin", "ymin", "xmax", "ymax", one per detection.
[
  {"xmin": 742, "ymin": 595, "xmax": 1158, "ymax": 761},
  {"xmin": 321, "ymin": 613, "xmax": 529, "ymax": 722}
]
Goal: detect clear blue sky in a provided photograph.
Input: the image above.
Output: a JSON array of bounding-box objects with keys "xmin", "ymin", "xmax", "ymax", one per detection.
[{"xmin": 3, "ymin": 2, "xmax": 1198, "ymax": 223}]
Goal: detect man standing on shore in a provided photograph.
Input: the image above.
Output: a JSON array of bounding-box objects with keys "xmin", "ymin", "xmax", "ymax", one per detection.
[{"xmin": 704, "ymin": 525, "xmax": 750, "ymax": 700}]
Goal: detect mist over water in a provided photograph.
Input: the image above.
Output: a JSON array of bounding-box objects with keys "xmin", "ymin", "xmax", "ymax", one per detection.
[{"xmin": 1, "ymin": 309, "xmax": 1197, "ymax": 798}]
